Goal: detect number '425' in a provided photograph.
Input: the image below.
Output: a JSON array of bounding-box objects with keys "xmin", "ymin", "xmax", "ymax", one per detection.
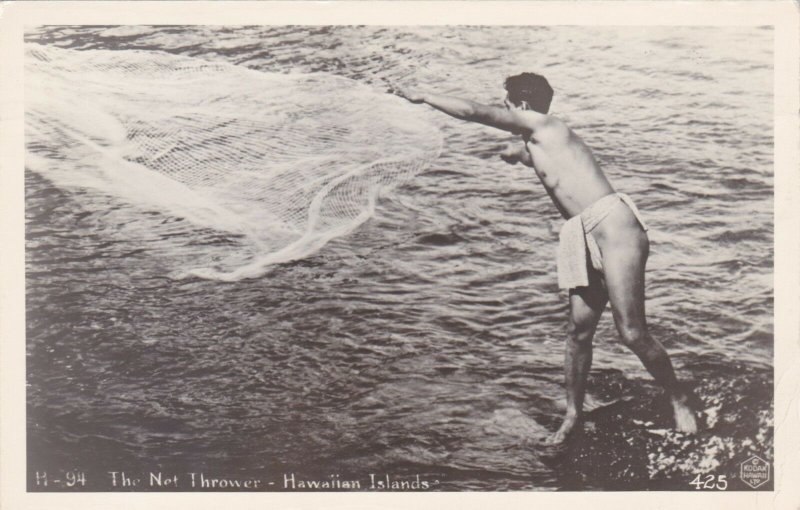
[{"xmin": 690, "ymin": 474, "xmax": 728, "ymax": 490}]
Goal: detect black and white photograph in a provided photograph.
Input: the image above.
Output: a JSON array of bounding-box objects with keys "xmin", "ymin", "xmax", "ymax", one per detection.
[{"xmin": 2, "ymin": 1, "xmax": 798, "ymax": 503}]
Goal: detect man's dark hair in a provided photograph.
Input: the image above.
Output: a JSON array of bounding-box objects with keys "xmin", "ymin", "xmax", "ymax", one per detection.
[{"xmin": 504, "ymin": 72, "xmax": 553, "ymax": 114}]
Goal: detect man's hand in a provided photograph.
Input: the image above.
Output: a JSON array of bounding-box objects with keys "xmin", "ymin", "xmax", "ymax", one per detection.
[
  {"xmin": 390, "ymin": 85, "xmax": 425, "ymax": 104},
  {"xmin": 500, "ymin": 144, "xmax": 520, "ymax": 165},
  {"xmin": 499, "ymin": 143, "xmax": 532, "ymax": 166}
]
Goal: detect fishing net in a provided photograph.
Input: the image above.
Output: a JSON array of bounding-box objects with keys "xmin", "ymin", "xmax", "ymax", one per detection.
[{"xmin": 25, "ymin": 43, "xmax": 442, "ymax": 280}]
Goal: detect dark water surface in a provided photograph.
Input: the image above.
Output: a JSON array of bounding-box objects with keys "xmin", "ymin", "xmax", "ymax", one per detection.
[{"xmin": 25, "ymin": 26, "xmax": 773, "ymax": 491}]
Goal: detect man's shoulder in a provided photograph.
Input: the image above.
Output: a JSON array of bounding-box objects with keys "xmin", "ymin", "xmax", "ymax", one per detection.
[
  {"xmin": 522, "ymin": 112, "xmax": 569, "ymax": 140},
  {"xmin": 517, "ymin": 110, "xmax": 566, "ymax": 130}
]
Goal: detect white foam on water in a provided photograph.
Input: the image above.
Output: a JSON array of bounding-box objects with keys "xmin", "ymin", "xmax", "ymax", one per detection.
[{"xmin": 25, "ymin": 43, "xmax": 442, "ymax": 280}]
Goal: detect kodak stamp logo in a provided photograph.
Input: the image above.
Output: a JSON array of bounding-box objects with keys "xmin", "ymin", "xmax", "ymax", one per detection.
[{"xmin": 740, "ymin": 455, "xmax": 770, "ymax": 489}]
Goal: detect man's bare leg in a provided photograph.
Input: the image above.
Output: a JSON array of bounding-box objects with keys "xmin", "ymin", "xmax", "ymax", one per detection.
[
  {"xmin": 547, "ymin": 271, "xmax": 607, "ymax": 444},
  {"xmin": 601, "ymin": 229, "xmax": 698, "ymax": 434}
]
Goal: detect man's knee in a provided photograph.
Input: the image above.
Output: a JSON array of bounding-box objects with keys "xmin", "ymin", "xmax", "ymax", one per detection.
[
  {"xmin": 616, "ymin": 322, "xmax": 649, "ymax": 349},
  {"xmin": 567, "ymin": 318, "xmax": 595, "ymax": 346}
]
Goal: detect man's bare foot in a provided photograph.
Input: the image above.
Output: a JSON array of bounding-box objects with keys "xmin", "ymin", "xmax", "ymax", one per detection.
[
  {"xmin": 545, "ymin": 413, "xmax": 580, "ymax": 445},
  {"xmin": 671, "ymin": 395, "xmax": 698, "ymax": 434}
]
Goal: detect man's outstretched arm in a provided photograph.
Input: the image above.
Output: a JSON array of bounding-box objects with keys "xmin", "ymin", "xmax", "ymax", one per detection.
[{"xmin": 393, "ymin": 87, "xmax": 545, "ymax": 136}]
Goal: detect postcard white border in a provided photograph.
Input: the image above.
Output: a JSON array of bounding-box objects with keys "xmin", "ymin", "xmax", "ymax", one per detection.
[{"xmin": 1, "ymin": 2, "xmax": 798, "ymax": 509}]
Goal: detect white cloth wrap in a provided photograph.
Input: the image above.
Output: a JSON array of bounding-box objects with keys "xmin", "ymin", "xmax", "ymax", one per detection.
[{"xmin": 557, "ymin": 193, "xmax": 648, "ymax": 289}]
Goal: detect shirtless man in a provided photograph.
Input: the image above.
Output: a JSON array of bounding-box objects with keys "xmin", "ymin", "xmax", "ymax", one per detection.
[{"xmin": 394, "ymin": 73, "xmax": 698, "ymax": 444}]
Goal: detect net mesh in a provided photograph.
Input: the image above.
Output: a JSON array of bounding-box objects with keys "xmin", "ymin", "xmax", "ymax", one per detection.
[{"xmin": 25, "ymin": 43, "xmax": 442, "ymax": 280}]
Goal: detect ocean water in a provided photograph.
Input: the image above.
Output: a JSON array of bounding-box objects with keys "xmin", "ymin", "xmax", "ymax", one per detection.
[{"xmin": 25, "ymin": 26, "xmax": 773, "ymax": 491}]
